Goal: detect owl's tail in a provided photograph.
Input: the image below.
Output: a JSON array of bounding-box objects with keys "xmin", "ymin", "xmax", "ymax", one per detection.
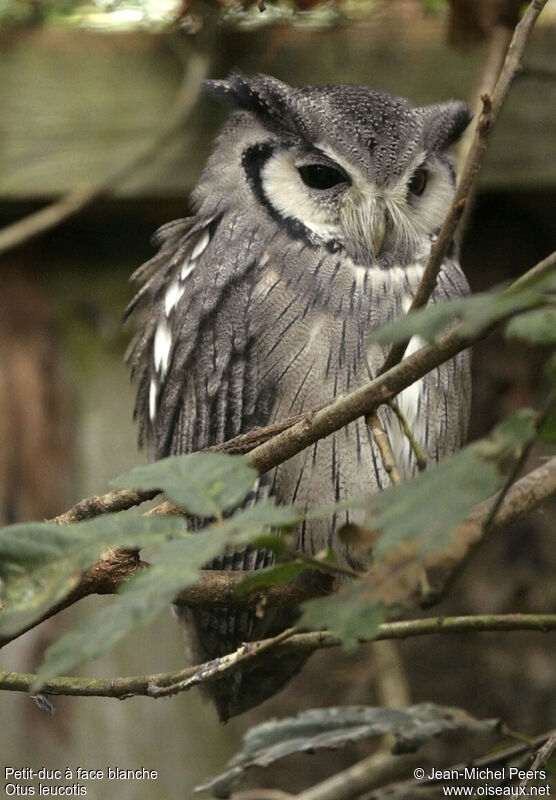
[{"xmin": 175, "ymin": 545, "xmax": 313, "ymax": 722}]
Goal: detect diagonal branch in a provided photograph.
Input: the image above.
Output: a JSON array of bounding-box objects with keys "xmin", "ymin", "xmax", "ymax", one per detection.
[
  {"xmin": 47, "ymin": 247, "xmax": 555, "ymax": 526},
  {"xmin": 366, "ymin": 730, "xmax": 556, "ymax": 800},
  {"xmin": 1, "ymin": 455, "xmax": 554, "ymax": 649},
  {"xmin": 379, "ymin": 0, "xmax": 548, "ymax": 375},
  {"xmin": 1, "ymin": 614, "xmax": 555, "ymax": 699}
]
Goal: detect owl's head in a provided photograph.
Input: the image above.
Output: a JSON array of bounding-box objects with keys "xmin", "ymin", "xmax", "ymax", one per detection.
[{"xmin": 199, "ymin": 73, "xmax": 471, "ymax": 267}]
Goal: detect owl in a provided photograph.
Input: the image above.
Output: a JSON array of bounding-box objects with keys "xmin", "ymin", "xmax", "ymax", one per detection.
[{"xmin": 126, "ymin": 73, "xmax": 472, "ymax": 721}]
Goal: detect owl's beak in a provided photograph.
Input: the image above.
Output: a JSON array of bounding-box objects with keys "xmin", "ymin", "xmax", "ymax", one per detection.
[{"xmin": 371, "ymin": 214, "xmax": 386, "ymax": 257}]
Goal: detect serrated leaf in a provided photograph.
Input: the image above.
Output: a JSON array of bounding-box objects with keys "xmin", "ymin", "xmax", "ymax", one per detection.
[
  {"xmin": 506, "ymin": 307, "xmax": 556, "ymax": 344},
  {"xmin": 196, "ymin": 703, "xmax": 499, "ymax": 796},
  {"xmin": 112, "ymin": 452, "xmax": 258, "ymax": 517},
  {"xmin": 369, "ymin": 273, "xmax": 555, "ymax": 347},
  {"xmin": 216, "ymin": 499, "xmax": 302, "ymax": 533},
  {"xmin": 234, "ymin": 562, "xmax": 310, "ymax": 594},
  {"xmin": 33, "ymin": 500, "xmax": 302, "ymax": 684},
  {"xmin": 300, "ymin": 582, "xmax": 387, "ymax": 650},
  {"xmin": 33, "ymin": 536, "xmax": 211, "ymax": 690},
  {"xmin": 0, "ymin": 513, "xmax": 187, "ymax": 637},
  {"xmin": 369, "ymin": 295, "xmax": 477, "ymax": 345},
  {"xmin": 298, "ymin": 411, "xmax": 537, "ymax": 648},
  {"xmin": 368, "ymin": 410, "xmax": 536, "ymax": 563}
]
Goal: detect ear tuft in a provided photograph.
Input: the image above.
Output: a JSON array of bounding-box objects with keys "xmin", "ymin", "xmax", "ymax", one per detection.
[
  {"xmin": 204, "ymin": 72, "xmax": 291, "ymax": 123},
  {"xmin": 421, "ymin": 101, "xmax": 473, "ymax": 150}
]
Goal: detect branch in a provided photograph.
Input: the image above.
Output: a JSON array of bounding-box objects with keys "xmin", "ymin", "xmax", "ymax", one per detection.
[
  {"xmin": 387, "ymin": 401, "xmax": 428, "ymax": 472},
  {"xmin": 53, "ymin": 489, "xmax": 158, "ymax": 524},
  {"xmin": 379, "ymin": 0, "xmax": 548, "ymax": 375},
  {"xmin": 49, "ymin": 414, "xmax": 308, "ymax": 523},
  {"xmin": 422, "ymin": 454, "xmax": 556, "ymax": 605},
  {"xmin": 481, "ymin": 389, "xmax": 556, "ymax": 533},
  {"xmin": 0, "ymin": 566, "xmax": 330, "ymax": 649},
  {"xmin": 44, "ymin": 248, "xmax": 555, "ymax": 525},
  {"xmin": 519, "ymin": 733, "xmax": 556, "ymax": 789},
  {"xmin": 245, "ymin": 248, "xmax": 555, "ymax": 477},
  {"xmin": 0, "ymin": 50, "xmax": 210, "ymax": 257},
  {"xmin": 293, "ymin": 752, "xmax": 416, "ymax": 800},
  {"xmin": 2, "ymin": 455, "xmax": 553, "ymax": 650},
  {"xmin": 1, "ymin": 614, "xmax": 554, "ymax": 699},
  {"xmin": 367, "ymin": 414, "xmax": 403, "ymax": 486},
  {"xmin": 367, "ymin": 730, "xmax": 556, "ymax": 799}
]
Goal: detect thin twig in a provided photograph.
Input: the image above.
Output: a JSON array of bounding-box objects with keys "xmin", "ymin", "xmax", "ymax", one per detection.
[
  {"xmin": 387, "ymin": 402, "xmax": 428, "ymax": 472},
  {"xmin": 291, "ymin": 551, "xmax": 362, "ymax": 579},
  {"xmin": 481, "ymin": 389, "xmax": 556, "ymax": 533},
  {"xmin": 367, "ymin": 414, "xmax": 403, "ymax": 485},
  {"xmin": 0, "ymin": 51, "xmax": 210, "ymax": 257},
  {"xmin": 149, "ymin": 627, "xmax": 296, "ymax": 698},
  {"xmin": 456, "ymin": 19, "xmax": 513, "ymax": 231},
  {"xmin": 456, "ymin": 21, "xmax": 514, "ymax": 172},
  {"xmin": 294, "ymin": 752, "xmax": 416, "ymax": 800},
  {"xmin": 53, "ymin": 489, "xmax": 158, "ymax": 524},
  {"xmin": 519, "ymin": 733, "xmax": 556, "ymax": 788},
  {"xmin": 2, "ymin": 455, "xmax": 554, "ymax": 649},
  {"xmin": 378, "ymin": 0, "xmax": 548, "ymax": 376},
  {"xmin": 366, "ymin": 731, "xmax": 556, "ymax": 799},
  {"xmin": 1, "ymin": 614, "xmax": 555, "ymax": 699},
  {"xmin": 44, "ymin": 250, "xmax": 555, "ymax": 527}
]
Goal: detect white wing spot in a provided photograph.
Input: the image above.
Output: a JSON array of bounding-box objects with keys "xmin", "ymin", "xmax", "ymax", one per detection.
[
  {"xmin": 149, "ymin": 379, "xmax": 158, "ymax": 422},
  {"xmin": 181, "ymin": 261, "xmax": 195, "ymax": 280},
  {"xmin": 153, "ymin": 319, "xmax": 172, "ymax": 375},
  {"xmin": 406, "ymin": 333, "xmax": 427, "ymax": 355},
  {"xmin": 190, "ymin": 229, "xmax": 210, "ymax": 261},
  {"xmin": 164, "ymin": 279, "xmax": 185, "ymax": 316}
]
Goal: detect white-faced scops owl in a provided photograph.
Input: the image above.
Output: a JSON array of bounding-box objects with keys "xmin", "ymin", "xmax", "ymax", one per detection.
[{"xmin": 126, "ymin": 73, "xmax": 472, "ymax": 721}]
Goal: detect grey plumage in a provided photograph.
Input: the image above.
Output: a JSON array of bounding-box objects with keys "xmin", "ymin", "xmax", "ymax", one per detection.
[{"xmin": 126, "ymin": 73, "xmax": 472, "ymax": 720}]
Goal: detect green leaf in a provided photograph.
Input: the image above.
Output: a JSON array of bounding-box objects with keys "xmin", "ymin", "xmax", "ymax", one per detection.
[
  {"xmin": 112, "ymin": 452, "xmax": 258, "ymax": 517},
  {"xmin": 0, "ymin": 513, "xmax": 187, "ymax": 637},
  {"xmin": 369, "ymin": 409, "xmax": 537, "ymax": 563},
  {"xmin": 33, "ymin": 499, "xmax": 302, "ymax": 684},
  {"xmin": 369, "ymin": 295, "xmax": 474, "ymax": 345},
  {"xmin": 215, "ymin": 499, "xmax": 302, "ymax": 534},
  {"xmin": 197, "ymin": 703, "xmax": 499, "ymax": 796},
  {"xmin": 33, "ymin": 535, "xmax": 213, "ymax": 690},
  {"xmin": 369, "ymin": 272, "xmax": 556, "ymax": 347},
  {"xmin": 299, "ymin": 411, "xmax": 537, "ymax": 649},
  {"xmin": 300, "ymin": 582, "xmax": 387, "ymax": 650},
  {"xmin": 505, "ymin": 307, "xmax": 556, "ymax": 344},
  {"xmin": 234, "ymin": 562, "xmax": 310, "ymax": 594}
]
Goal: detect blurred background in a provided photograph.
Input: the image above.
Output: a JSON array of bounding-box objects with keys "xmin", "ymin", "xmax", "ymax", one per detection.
[{"xmin": 0, "ymin": 0, "xmax": 555, "ymax": 796}]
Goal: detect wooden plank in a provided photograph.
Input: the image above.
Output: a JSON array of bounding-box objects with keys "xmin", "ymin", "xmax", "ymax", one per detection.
[{"xmin": 0, "ymin": 21, "xmax": 554, "ymax": 199}]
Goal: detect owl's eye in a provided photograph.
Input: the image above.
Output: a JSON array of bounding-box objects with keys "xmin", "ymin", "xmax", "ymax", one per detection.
[
  {"xmin": 408, "ymin": 168, "xmax": 428, "ymax": 196},
  {"xmin": 298, "ymin": 164, "xmax": 347, "ymax": 190}
]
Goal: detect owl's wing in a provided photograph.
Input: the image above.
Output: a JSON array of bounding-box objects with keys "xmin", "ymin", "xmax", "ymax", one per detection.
[
  {"xmin": 429, "ymin": 260, "xmax": 472, "ymax": 454},
  {"xmin": 126, "ymin": 213, "xmax": 308, "ymax": 720},
  {"xmin": 125, "ymin": 212, "xmax": 270, "ymax": 459}
]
